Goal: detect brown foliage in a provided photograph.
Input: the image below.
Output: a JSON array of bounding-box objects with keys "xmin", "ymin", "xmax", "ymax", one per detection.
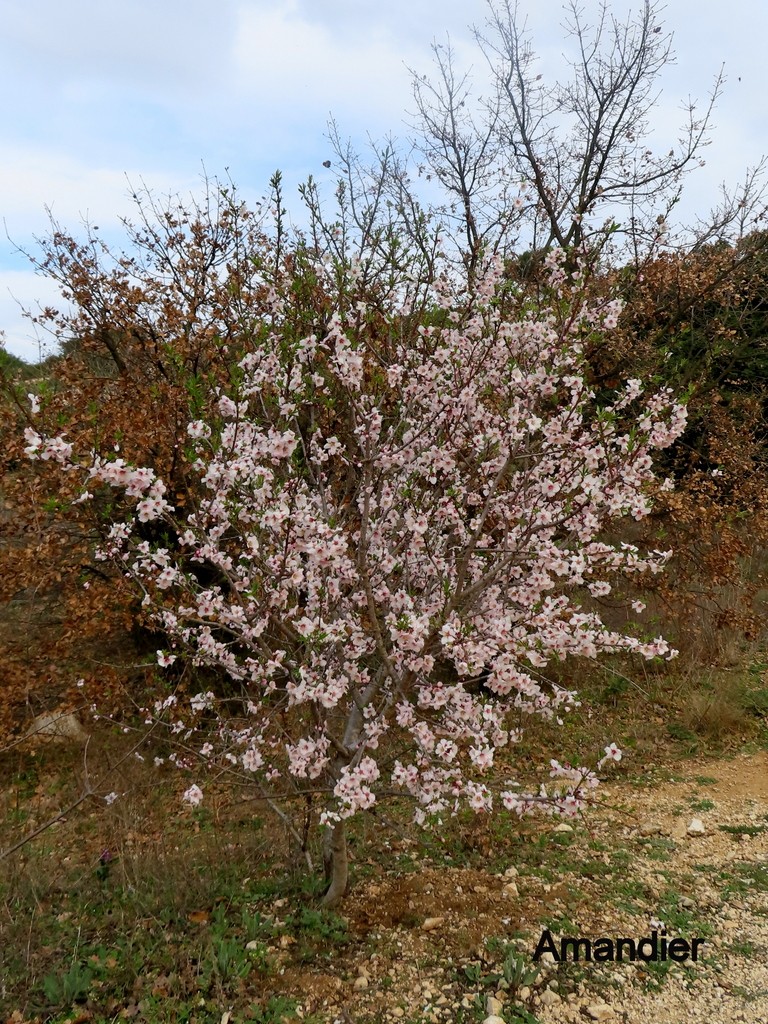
[
  {"xmin": 3, "ymin": 181, "xmax": 768, "ymax": 743},
  {"xmin": 590, "ymin": 238, "xmax": 768, "ymax": 658}
]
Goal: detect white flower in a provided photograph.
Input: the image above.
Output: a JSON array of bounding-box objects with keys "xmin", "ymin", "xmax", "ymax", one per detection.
[
  {"xmin": 183, "ymin": 784, "xmax": 204, "ymax": 807},
  {"xmin": 187, "ymin": 420, "xmax": 211, "ymax": 440}
]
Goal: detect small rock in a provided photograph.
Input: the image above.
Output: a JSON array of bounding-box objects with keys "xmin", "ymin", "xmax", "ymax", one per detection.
[
  {"xmin": 482, "ymin": 1017, "xmax": 506, "ymax": 1024},
  {"xmin": 391, "ymin": 1009, "xmax": 404, "ymax": 1019},
  {"xmin": 678, "ymin": 896, "xmax": 695, "ymax": 910},
  {"xmin": 540, "ymin": 989, "xmax": 561, "ymax": 1006},
  {"xmin": 519, "ymin": 987, "xmax": 531, "ymax": 1001},
  {"xmin": 538, "ymin": 951, "xmax": 557, "ymax": 966},
  {"xmin": 553, "ymin": 823, "xmax": 574, "ymax": 833},
  {"xmin": 586, "ymin": 1004, "xmax": 614, "ymax": 1021},
  {"xmin": 353, "ymin": 976, "xmax": 369, "ymax": 991},
  {"xmin": 502, "ymin": 882, "xmax": 519, "ymax": 897},
  {"xmin": 486, "ymin": 996, "xmax": 504, "ymax": 1016},
  {"xmin": 422, "ymin": 917, "xmax": 445, "ymax": 931},
  {"xmin": 687, "ymin": 818, "xmax": 706, "ymax": 835},
  {"xmin": 639, "ymin": 822, "xmax": 662, "ymax": 837},
  {"xmin": 504, "ymin": 866, "xmax": 519, "ymax": 877},
  {"xmin": 25, "ymin": 711, "xmax": 89, "ymax": 744}
]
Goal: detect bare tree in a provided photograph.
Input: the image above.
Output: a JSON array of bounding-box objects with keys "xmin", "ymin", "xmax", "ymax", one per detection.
[
  {"xmin": 303, "ymin": 120, "xmax": 441, "ymax": 306},
  {"xmin": 404, "ymin": 0, "xmax": 766, "ymax": 270},
  {"xmin": 407, "ymin": 39, "xmax": 510, "ymax": 281}
]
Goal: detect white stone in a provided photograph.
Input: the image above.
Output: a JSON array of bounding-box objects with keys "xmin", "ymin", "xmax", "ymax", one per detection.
[
  {"xmin": 353, "ymin": 976, "xmax": 369, "ymax": 991},
  {"xmin": 486, "ymin": 996, "xmax": 503, "ymax": 1016},
  {"xmin": 687, "ymin": 818, "xmax": 706, "ymax": 835},
  {"xmin": 639, "ymin": 822, "xmax": 662, "ymax": 836},
  {"xmin": 586, "ymin": 1004, "xmax": 614, "ymax": 1021},
  {"xmin": 540, "ymin": 989, "xmax": 561, "ymax": 1006},
  {"xmin": 25, "ymin": 711, "xmax": 88, "ymax": 743}
]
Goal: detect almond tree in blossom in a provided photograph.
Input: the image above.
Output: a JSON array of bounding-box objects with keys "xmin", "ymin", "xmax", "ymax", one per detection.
[{"xmin": 25, "ymin": 249, "xmax": 686, "ymax": 905}]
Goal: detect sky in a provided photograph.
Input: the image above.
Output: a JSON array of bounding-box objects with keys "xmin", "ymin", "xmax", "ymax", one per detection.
[{"xmin": 1, "ymin": 0, "xmax": 767, "ymax": 361}]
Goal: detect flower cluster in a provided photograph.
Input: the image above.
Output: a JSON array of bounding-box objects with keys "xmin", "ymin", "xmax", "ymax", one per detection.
[{"xmin": 25, "ymin": 256, "xmax": 685, "ymax": 828}]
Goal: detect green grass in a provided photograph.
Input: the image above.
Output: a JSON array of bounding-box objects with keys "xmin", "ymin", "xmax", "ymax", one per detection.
[
  {"xmin": 689, "ymin": 798, "xmax": 715, "ymax": 812},
  {"xmin": 718, "ymin": 823, "xmax": 767, "ymax": 837},
  {"xmin": 5, "ymin": 643, "xmax": 768, "ymax": 1020},
  {"xmin": 720, "ymin": 861, "xmax": 768, "ymax": 898}
]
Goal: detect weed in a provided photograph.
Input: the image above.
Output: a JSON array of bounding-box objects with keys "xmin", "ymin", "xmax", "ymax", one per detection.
[
  {"xmin": 206, "ymin": 934, "xmax": 253, "ymax": 984},
  {"xmin": 504, "ymin": 1007, "xmax": 542, "ymax": 1023},
  {"xmin": 41, "ymin": 962, "xmax": 93, "ymax": 1008},
  {"xmin": 718, "ymin": 823, "xmax": 767, "ymax": 837},
  {"xmin": 726, "ymin": 939, "xmax": 758, "ymax": 958},
  {"xmin": 666, "ymin": 721, "xmax": 699, "ymax": 746},
  {"xmin": 249, "ymin": 996, "xmax": 300, "ymax": 1023},
  {"xmin": 654, "ymin": 889, "xmax": 715, "ymax": 940},
  {"xmin": 610, "ymin": 878, "xmax": 648, "ymax": 914},
  {"xmin": 284, "ymin": 906, "xmax": 349, "ymax": 943},
  {"xmin": 638, "ymin": 958, "xmax": 675, "ymax": 991},
  {"xmin": 720, "ymin": 862, "xmax": 768, "ymax": 897},
  {"xmin": 639, "ymin": 837, "xmax": 678, "ymax": 861},
  {"xmin": 690, "ymin": 798, "xmax": 715, "ymax": 812}
]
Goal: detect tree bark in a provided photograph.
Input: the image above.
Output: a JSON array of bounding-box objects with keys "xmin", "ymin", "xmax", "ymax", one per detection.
[{"xmin": 321, "ymin": 819, "xmax": 348, "ymax": 907}]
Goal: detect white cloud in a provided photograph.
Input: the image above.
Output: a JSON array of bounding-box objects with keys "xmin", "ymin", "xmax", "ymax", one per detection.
[
  {"xmin": 0, "ymin": 270, "xmax": 71, "ymax": 363},
  {"xmin": 0, "ymin": 0, "xmax": 234, "ymax": 98},
  {"xmin": 0, "ymin": 146, "xmax": 205, "ymax": 241},
  {"xmin": 231, "ymin": 1, "xmax": 424, "ymax": 129}
]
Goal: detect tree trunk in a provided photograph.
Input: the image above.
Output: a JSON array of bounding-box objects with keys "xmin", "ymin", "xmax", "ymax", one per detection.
[{"xmin": 321, "ymin": 819, "xmax": 348, "ymax": 907}]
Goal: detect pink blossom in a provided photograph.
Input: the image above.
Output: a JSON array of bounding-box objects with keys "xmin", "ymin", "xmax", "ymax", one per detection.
[
  {"xmin": 22, "ymin": 256, "xmax": 684, "ymax": 838},
  {"xmin": 182, "ymin": 784, "xmax": 204, "ymax": 806}
]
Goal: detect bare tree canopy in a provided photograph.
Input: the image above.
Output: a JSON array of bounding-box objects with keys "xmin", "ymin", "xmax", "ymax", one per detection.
[{"xmin": 398, "ymin": 0, "xmax": 768, "ymax": 273}]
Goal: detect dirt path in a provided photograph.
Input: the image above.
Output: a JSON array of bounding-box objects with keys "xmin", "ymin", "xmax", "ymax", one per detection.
[
  {"xmin": 334, "ymin": 751, "xmax": 768, "ymax": 1024},
  {"xmin": 526, "ymin": 750, "xmax": 768, "ymax": 1024}
]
